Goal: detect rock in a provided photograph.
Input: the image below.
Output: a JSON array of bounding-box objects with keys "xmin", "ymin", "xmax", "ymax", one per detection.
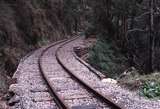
[{"xmin": 101, "ymin": 78, "xmax": 117, "ymax": 84}]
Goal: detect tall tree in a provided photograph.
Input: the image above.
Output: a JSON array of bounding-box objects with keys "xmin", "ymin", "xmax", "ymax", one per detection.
[{"xmin": 149, "ymin": 0, "xmax": 154, "ymax": 72}]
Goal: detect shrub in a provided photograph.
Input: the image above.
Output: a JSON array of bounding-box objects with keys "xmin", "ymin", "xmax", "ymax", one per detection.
[
  {"xmin": 88, "ymin": 39, "xmax": 127, "ymax": 78},
  {"xmin": 141, "ymin": 81, "xmax": 160, "ymax": 99}
]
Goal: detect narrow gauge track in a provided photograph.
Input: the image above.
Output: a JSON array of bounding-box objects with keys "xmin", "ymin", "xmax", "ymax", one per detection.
[{"xmin": 38, "ymin": 36, "xmax": 123, "ymax": 109}]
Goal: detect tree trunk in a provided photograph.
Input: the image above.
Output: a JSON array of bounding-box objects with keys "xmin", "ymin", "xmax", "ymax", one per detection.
[
  {"xmin": 74, "ymin": 17, "xmax": 78, "ymax": 33},
  {"xmin": 148, "ymin": 0, "xmax": 154, "ymax": 72}
]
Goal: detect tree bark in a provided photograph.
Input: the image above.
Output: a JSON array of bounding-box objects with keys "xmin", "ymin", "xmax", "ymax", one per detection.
[{"xmin": 148, "ymin": 0, "xmax": 154, "ymax": 72}]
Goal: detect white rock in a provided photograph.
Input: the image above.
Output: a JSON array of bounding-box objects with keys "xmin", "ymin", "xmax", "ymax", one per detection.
[{"xmin": 101, "ymin": 78, "xmax": 117, "ymax": 84}]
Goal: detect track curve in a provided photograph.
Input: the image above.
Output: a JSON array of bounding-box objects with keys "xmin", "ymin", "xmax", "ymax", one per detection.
[
  {"xmin": 37, "ymin": 35, "xmax": 125, "ymax": 109},
  {"xmin": 55, "ymin": 37, "xmax": 124, "ymax": 109},
  {"xmin": 10, "ymin": 35, "xmax": 160, "ymax": 109},
  {"xmin": 39, "ymin": 39, "xmax": 70, "ymax": 109}
]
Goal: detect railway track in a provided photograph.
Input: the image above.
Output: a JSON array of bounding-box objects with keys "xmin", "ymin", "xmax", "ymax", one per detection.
[
  {"xmin": 9, "ymin": 35, "xmax": 160, "ymax": 109},
  {"xmin": 38, "ymin": 36, "xmax": 124, "ymax": 109}
]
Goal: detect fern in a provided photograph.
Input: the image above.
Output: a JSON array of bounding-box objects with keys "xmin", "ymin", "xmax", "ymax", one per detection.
[{"xmin": 141, "ymin": 81, "xmax": 160, "ymax": 99}]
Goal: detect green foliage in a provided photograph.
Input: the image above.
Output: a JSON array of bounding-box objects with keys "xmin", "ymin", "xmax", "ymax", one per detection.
[
  {"xmin": 88, "ymin": 38, "xmax": 127, "ymax": 78},
  {"xmin": 119, "ymin": 71, "xmax": 160, "ymax": 99},
  {"xmin": 86, "ymin": 0, "xmax": 155, "ymax": 74},
  {"xmin": 141, "ymin": 81, "xmax": 160, "ymax": 99},
  {"xmin": 138, "ymin": 73, "xmax": 160, "ymax": 99}
]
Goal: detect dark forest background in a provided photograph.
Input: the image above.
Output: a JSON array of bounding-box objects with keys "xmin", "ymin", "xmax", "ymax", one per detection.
[{"xmin": 1, "ymin": 0, "xmax": 160, "ymax": 95}]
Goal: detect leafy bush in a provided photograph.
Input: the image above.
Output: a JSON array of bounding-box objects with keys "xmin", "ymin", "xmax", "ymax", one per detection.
[
  {"xmin": 88, "ymin": 39, "xmax": 127, "ymax": 78},
  {"xmin": 141, "ymin": 81, "xmax": 160, "ymax": 98}
]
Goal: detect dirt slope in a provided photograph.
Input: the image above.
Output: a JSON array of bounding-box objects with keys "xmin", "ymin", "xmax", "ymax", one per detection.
[{"xmin": 0, "ymin": 0, "xmax": 70, "ymax": 94}]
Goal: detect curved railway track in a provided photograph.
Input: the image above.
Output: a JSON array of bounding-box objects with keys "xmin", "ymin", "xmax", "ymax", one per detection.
[{"xmin": 37, "ymin": 36, "xmax": 124, "ymax": 109}]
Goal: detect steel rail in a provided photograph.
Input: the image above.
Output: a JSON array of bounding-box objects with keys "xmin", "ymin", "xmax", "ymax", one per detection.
[
  {"xmin": 38, "ymin": 36, "xmax": 79, "ymax": 109},
  {"xmin": 55, "ymin": 36, "xmax": 125, "ymax": 109},
  {"xmin": 72, "ymin": 50, "xmax": 106, "ymax": 80},
  {"xmin": 38, "ymin": 39, "xmax": 71, "ymax": 109}
]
